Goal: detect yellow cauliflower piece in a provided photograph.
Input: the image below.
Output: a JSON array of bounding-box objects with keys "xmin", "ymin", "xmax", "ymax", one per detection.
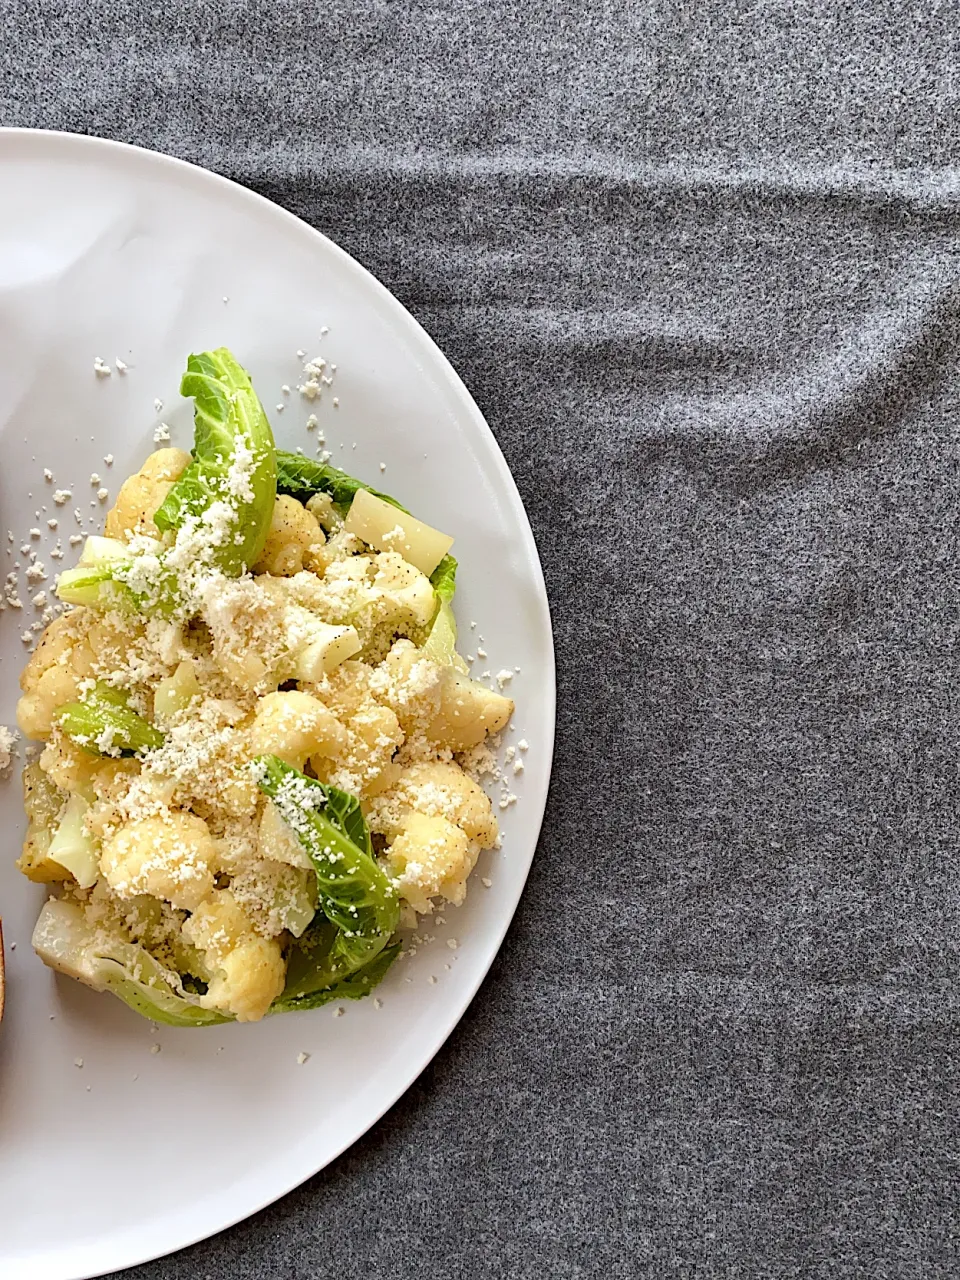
[
  {"xmin": 428, "ymin": 670, "xmax": 514, "ymax": 752},
  {"xmin": 17, "ymin": 613, "xmax": 97, "ymax": 740},
  {"xmin": 367, "ymin": 760, "xmax": 498, "ymax": 846},
  {"xmin": 311, "ymin": 696, "xmax": 403, "ymax": 798},
  {"xmin": 100, "ymin": 811, "xmax": 217, "ymax": 911},
  {"xmin": 370, "ymin": 639, "xmax": 443, "ymax": 734},
  {"xmin": 39, "ymin": 733, "xmax": 105, "ymax": 796},
  {"xmin": 248, "ymin": 690, "xmax": 345, "ymax": 767},
  {"xmin": 104, "ymin": 447, "xmax": 191, "ymax": 540},
  {"xmin": 252, "ymin": 495, "xmax": 327, "ymax": 577},
  {"xmin": 204, "ymin": 941, "xmax": 285, "ymax": 1023},
  {"xmin": 182, "ymin": 889, "xmax": 285, "ymax": 1022},
  {"xmin": 384, "ymin": 811, "xmax": 479, "ymax": 913}
]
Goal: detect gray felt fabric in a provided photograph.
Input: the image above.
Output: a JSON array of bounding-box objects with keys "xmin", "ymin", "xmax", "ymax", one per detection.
[{"xmin": 4, "ymin": 2, "xmax": 960, "ymax": 1276}]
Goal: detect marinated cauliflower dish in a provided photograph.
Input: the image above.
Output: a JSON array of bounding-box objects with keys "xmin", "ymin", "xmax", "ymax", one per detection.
[{"xmin": 16, "ymin": 348, "xmax": 512, "ymax": 1024}]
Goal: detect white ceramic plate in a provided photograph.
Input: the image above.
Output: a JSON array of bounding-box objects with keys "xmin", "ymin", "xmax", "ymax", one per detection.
[{"xmin": 0, "ymin": 130, "xmax": 554, "ymax": 1280}]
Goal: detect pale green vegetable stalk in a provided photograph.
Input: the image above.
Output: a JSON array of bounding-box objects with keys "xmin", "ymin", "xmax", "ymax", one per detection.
[
  {"xmin": 55, "ymin": 683, "xmax": 164, "ymax": 757},
  {"xmin": 47, "ymin": 794, "xmax": 99, "ymax": 888}
]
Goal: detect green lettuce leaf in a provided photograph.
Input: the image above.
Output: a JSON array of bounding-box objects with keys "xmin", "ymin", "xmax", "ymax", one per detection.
[
  {"xmin": 430, "ymin": 554, "xmax": 457, "ymax": 603},
  {"xmin": 275, "ymin": 450, "xmax": 405, "ymax": 515},
  {"xmin": 153, "ymin": 348, "xmax": 277, "ymax": 575},
  {"xmin": 255, "ymin": 755, "xmax": 398, "ymax": 980},
  {"xmin": 272, "ymin": 941, "xmax": 401, "ymax": 1013}
]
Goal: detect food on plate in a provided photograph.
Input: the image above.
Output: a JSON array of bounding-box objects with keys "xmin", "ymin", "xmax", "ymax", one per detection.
[{"xmin": 15, "ymin": 348, "xmax": 513, "ymax": 1024}]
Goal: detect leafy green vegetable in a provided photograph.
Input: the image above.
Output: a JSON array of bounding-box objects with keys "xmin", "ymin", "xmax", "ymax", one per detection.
[
  {"xmin": 274, "ymin": 450, "xmax": 459, "ymax": 602},
  {"xmin": 154, "ymin": 348, "xmax": 277, "ymax": 574},
  {"xmin": 255, "ymin": 755, "xmax": 398, "ymax": 982},
  {"xmin": 275, "ymin": 451, "xmax": 405, "ymax": 515},
  {"xmin": 272, "ymin": 942, "xmax": 401, "ymax": 1013},
  {"xmin": 430, "ymin": 554, "xmax": 457, "ymax": 603},
  {"xmin": 55, "ymin": 683, "xmax": 164, "ymax": 757}
]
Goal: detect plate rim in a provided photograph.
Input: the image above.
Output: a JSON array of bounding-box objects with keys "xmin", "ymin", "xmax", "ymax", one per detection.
[{"xmin": 0, "ymin": 126, "xmax": 556, "ymax": 1280}]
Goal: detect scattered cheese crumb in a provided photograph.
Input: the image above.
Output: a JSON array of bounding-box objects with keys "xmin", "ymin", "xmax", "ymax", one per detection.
[
  {"xmin": 29, "ymin": 527, "xmax": 41, "ymax": 539},
  {"xmin": 281, "ymin": 385, "xmax": 290, "ymax": 395},
  {"xmin": 74, "ymin": 1057, "xmax": 84, "ymax": 1068},
  {"xmin": 306, "ymin": 414, "xmax": 318, "ymax": 431},
  {"xmin": 481, "ymin": 877, "xmax": 492, "ymax": 888},
  {"xmin": 276, "ymin": 404, "xmax": 284, "ymax": 413},
  {"xmin": 332, "ymin": 1006, "xmax": 344, "ymax": 1018},
  {"xmin": 47, "ymin": 519, "xmax": 57, "ymax": 530},
  {"xmin": 428, "ymin": 975, "xmax": 438, "ymax": 984},
  {"xmin": 115, "ymin": 358, "xmax": 127, "ymax": 374},
  {"xmin": 447, "ymin": 938, "xmax": 458, "ymax": 951},
  {"xmin": 104, "ymin": 454, "xmax": 114, "ymax": 466},
  {"xmin": 297, "ymin": 1051, "xmax": 310, "ymax": 1065},
  {"xmin": 53, "ymin": 490, "xmax": 71, "ymax": 505},
  {"xmin": 43, "ymin": 469, "xmax": 53, "ymax": 482},
  {"xmin": 150, "ymin": 1043, "xmax": 161, "ymax": 1055},
  {"xmin": 333, "ymin": 397, "xmax": 339, "ymax": 408},
  {"xmin": 98, "ymin": 488, "xmax": 109, "ymax": 502},
  {"xmin": 93, "ymin": 357, "xmax": 111, "ymax": 378},
  {"xmin": 153, "ymin": 398, "xmax": 163, "ymax": 413},
  {"xmin": 518, "ymin": 739, "xmax": 529, "ymax": 752},
  {"xmin": 50, "ymin": 544, "xmax": 64, "ymax": 560},
  {"xmin": 69, "ymin": 534, "xmax": 83, "ymax": 546},
  {"xmin": 513, "ymin": 759, "xmax": 525, "ymax": 774},
  {"xmin": 505, "ymin": 746, "xmax": 515, "ymax": 762},
  {"xmin": 154, "ymin": 423, "xmax": 170, "ymax": 443},
  {"xmin": 31, "ymin": 591, "xmax": 46, "ymax": 607},
  {"xmin": 373, "ymin": 998, "xmax": 383, "ymax": 1010},
  {"xmin": 495, "ymin": 669, "xmax": 513, "ymax": 689},
  {"xmin": 379, "ymin": 463, "xmax": 386, "ymax": 472},
  {"xmin": 0, "ymin": 726, "xmax": 18, "ymax": 772},
  {"xmin": 320, "ymin": 325, "xmax": 329, "ymax": 336},
  {"xmin": 89, "ymin": 473, "xmax": 100, "ymax": 486},
  {"xmin": 25, "ymin": 562, "xmax": 46, "ymax": 583},
  {"xmin": 477, "ymin": 647, "xmax": 487, "ymax": 659}
]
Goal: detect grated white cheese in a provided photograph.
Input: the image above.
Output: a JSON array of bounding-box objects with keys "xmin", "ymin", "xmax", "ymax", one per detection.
[{"xmin": 0, "ymin": 726, "xmax": 17, "ymax": 773}]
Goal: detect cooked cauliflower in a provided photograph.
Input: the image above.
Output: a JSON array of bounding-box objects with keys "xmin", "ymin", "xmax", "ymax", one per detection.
[
  {"xmin": 252, "ymin": 495, "xmax": 327, "ymax": 576},
  {"xmin": 100, "ymin": 811, "xmax": 217, "ymax": 912},
  {"xmin": 384, "ymin": 811, "xmax": 479, "ymax": 913},
  {"xmin": 104, "ymin": 447, "xmax": 192, "ymax": 540}
]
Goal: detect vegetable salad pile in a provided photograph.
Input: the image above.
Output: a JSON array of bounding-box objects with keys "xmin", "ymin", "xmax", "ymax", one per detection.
[{"xmin": 17, "ymin": 349, "xmax": 513, "ymax": 1024}]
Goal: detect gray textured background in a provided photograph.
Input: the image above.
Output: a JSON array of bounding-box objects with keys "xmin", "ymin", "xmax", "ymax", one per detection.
[{"xmin": 4, "ymin": 2, "xmax": 960, "ymax": 1276}]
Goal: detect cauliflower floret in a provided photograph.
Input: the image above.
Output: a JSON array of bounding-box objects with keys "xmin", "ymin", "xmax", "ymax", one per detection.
[
  {"xmin": 366, "ymin": 760, "xmax": 498, "ymax": 846},
  {"xmin": 311, "ymin": 697, "xmax": 403, "ymax": 798},
  {"xmin": 369, "ymin": 639, "xmax": 443, "ymax": 734},
  {"xmin": 100, "ymin": 811, "xmax": 217, "ymax": 911},
  {"xmin": 384, "ymin": 811, "xmax": 479, "ymax": 913},
  {"xmin": 203, "ymin": 940, "xmax": 285, "ymax": 1023},
  {"xmin": 182, "ymin": 889, "xmax": 285, "ymax": 1022},
  {"xmin": 104, "ymin": 447, "xmax": 192, "ymax": 540},
  {"xmin": 252, "ymin": 495, "xmax": 327, "ymax": 577},
  {"xmin": 248, "ymin": 690, "xmax": 345, "ymax": 768},
  {"xmin": 428, "ymin": 669, "xmax": 514, "ymax": 752},
  {"xmin": 17, "ymin": 612, "xmax": 97, "ymax": 740}
]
